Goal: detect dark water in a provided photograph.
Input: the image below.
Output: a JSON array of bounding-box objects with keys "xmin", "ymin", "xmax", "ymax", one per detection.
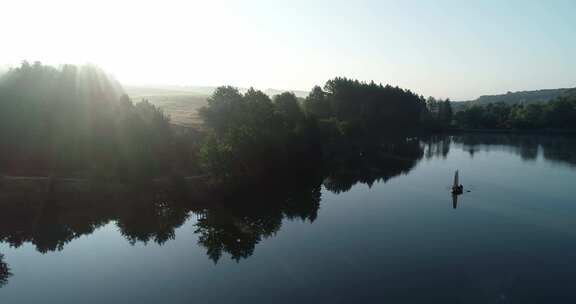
[{"xmin": 2, "ymin": 134, "xmax": 576, "ymax": 303}]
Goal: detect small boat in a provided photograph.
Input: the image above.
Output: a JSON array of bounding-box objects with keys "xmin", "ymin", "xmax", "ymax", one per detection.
[{"xmin": 451, "ymin": 170, "xmax": 463, "ymax": 194}]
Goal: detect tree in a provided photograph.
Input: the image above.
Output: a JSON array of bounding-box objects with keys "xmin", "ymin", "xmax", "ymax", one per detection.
[
  {"xmin": 303, "ymin": 86, "xmax": 331, "ymax": 119},
  {"xmin": 316, "ymin": 77, "xmax": 425, "ymax": 133},
  {"xmin": 440, "ymin": 99, "xmax": 453, "ymax": 125},
  {"xmin": 273, "ymin": 92, "xmax": 305, "ymax": 129},
  {"xmin": 198, "ymin": 87, "xmax": 288, "ymax": 181},
  {"xmin": 0, "ymin": 62, "xmax": 183, "ymax": 179},
  {"xmin": 198, "ymin": 86, "xmax": 244, "ymax": 133}
]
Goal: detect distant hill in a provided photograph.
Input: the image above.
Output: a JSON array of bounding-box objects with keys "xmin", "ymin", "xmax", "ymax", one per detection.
[{"xmin": 457, "ymin": 88, "xmax": 574, "ymax": 106}]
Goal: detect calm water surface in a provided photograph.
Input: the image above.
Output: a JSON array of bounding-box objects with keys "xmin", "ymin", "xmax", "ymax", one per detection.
[{"xmin": 2, "ymin": 134, "xmax": 576, "ymax": 303}]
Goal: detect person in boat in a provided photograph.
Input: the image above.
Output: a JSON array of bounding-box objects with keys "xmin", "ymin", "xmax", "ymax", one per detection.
[{"xmin": 452, "ymin": 170, "xmax": 463, "ymax": 194}]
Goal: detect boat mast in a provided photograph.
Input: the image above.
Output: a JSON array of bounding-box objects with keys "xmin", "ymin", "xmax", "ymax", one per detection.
[{"xmin": 454, "ymin": 170, "xmax": 459, "ymax": 187}]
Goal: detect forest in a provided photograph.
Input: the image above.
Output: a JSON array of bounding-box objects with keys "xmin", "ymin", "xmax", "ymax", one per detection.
[
  {"xmin": 0, "ymin": 62, "xmax": 451, "ymax": 185},
  {"xmin": 454, "ymin": 90, "xmax": 576, "ymax": 130},
  {"xmin": 0, "ymin": 62, "xmax": 173, "ymax": 179},
  {"xmin": 1, "ymin": 62, "xmax": 573, "ymax": 186}
]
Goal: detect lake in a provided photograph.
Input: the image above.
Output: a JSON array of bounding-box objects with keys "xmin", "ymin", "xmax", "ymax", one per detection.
[{"xmin": 1, "ymin": 134, "xmax": 576, "ymax": 303}]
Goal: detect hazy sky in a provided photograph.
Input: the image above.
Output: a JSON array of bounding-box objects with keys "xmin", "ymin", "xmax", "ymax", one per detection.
[{"xmin": 2, "ymin": 0, "xmax": 575, "ymax": 100}]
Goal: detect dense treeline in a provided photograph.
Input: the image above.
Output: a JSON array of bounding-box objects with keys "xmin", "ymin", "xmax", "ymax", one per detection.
[
  {"xmin": 0, "ymin": 62, "xmax": 184, "ymax": 179},
  {"xmin": 303, "ymin": 78, "xmax": 430, "ymax": 136},
  {"xmin": 454, "ymin": 89, "xmax": 576, "ymax": 130},
  {"xmin": 421, "ymin": 97, "xmax": 453, "ymax": 130},
  {"xmin": 7, "ymin": 61, "xmax": 576, "ymax": 184},
  {"xmin": 1, "ymin": 63, "xmax": 449, "ymax": 184},
  {"xmin": 197, "ymin": 87, "xmax": 320, "ymax": 182},
  {"xmin": 197, "ymin": 77, "xmax": 445, "ymax": 183}
]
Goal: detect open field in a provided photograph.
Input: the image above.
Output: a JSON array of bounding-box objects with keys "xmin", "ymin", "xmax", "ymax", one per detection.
[
  {"xmin": 125, "ymin": 85, "xmax": 309, "ymax": 127},
  {"xmin": 126, "ymin": 86, "xmax": 208, "ymax": 127}
]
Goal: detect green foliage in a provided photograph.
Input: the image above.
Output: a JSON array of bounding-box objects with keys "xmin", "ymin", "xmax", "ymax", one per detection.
[
  {"xmin": 305, "ymin": 78, "xmax": 434, "ymax": 137},
  {"xmin": 198, "ymin": 78, "xmax": 430, "ymax": 184},
  {"xmin": 198, "ymin": 86, "xmax": 244, "ymax": 133},
  {"xmin": 198, "ymin": 86, "xmax": 315, "ymax": 183},
  {"xmin": 303, "ymin": 86, "xmax": 331, "ymax": 119},
  {"xmin": 441, "ymin": 99, "xmax": 453, "ymax": 124},
  {"xmin": 422, "ymin": 97, "xmax": 453, "ymax": 130},
  {"xmin": 1, "ymin": 63, "xmax": 436, "ymax": 186},
  {"xmin": 116, "ymin": 98, "xmax": 173, "ymax": 180},
  {"xmin": 273, "ymin": 92, "xmax": 305, "ymax": 130},
  {"xmin": 320, "ymin": 78, "xmax": 426, "ymax": 132},
  {"xmin": 455, "ymin": 91, "xmax": 576, "ymax": 130},
  {"xmin": 0, "ymin": 62, "xmax": 178, "ymax": 180}
]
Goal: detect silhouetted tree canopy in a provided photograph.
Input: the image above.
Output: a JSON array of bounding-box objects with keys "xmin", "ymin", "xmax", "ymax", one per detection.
[
  {"xmin": 420, "ymin": 97, "xmax": 454, "ymax": 130},
  {"xmin": 196, "ymin": 77, "xmax": 438, "ymax": 183},
  {"xmin": 1, "ymin": 63, "xmax": 444, "ymax": 187},
  {"xmin": 312, "ymin": 77, "xmax": 427, "ymax": 134},
  {"xmin": 198, "ymin": 86, "xmax": 319, "ymax": 183},
  {"xmin": 273, "ymin": 92, "xmax": 305, "ymax": 130},
  {"xmin": 304, "ymin": 85, "xmax": 331, "ymax": 119},
  {"xmin": 0, "ymin": 62, "xmax": 180, "ymax": 180}
]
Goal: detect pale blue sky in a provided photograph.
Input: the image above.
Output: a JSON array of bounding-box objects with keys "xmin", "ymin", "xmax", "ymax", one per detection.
[{"xmin": 1, "ymin": 0, "xmax": 575, "ymax": 100}]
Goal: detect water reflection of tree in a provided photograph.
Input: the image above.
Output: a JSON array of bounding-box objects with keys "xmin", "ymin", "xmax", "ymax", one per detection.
[
  {"xmin": 424, "ymin": 135, "xmax": 451, "ymax": 159},
  {"xmin": 195, "ymin": 176, "xmax": 322, "ymax": 263},
  {"xmin": 323, "ymin": 139, "xmax": 424, "ymax": 193},
  {"xmin": 540, "ymin": 138, "xmax": 576, "ymax": 167},
  {"xmin": 0, "ymin": 139, "xmax": 424, "ymax": 263},
  {"xmin": 451, "ymin": 134, "xmax": 540, "ymax": 161},
  {"xmin": 0, "ymin": 192, "xmax": 111, "ymax": 253},
  {"xmin": 0, "ymin": 254, "xmax": 11, "ymax": 288},
  {"xmin": 116, "ymin": 195, "xmax": 190, "ymax": 245},
  {"xmin": 173, "ymin": 138, "xmax": 424, "ymax": 262},
  {"xmin": 0, "ymin": 176, "xmax": 322, "ymax": 264},
  {"xmin": 195, "ymin": 207, "xmax": 280, "ymax": 262},
  {"xmin": 5, "ymin": 135, "xmax": 576, "ymax": 263},
  {"xmin": 450, "ymin": 133, "xmax": 576, "ymax": 166},
  {"xmin": 0, "ymin": 188, "xmax": 187, "ymax": 252}
]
